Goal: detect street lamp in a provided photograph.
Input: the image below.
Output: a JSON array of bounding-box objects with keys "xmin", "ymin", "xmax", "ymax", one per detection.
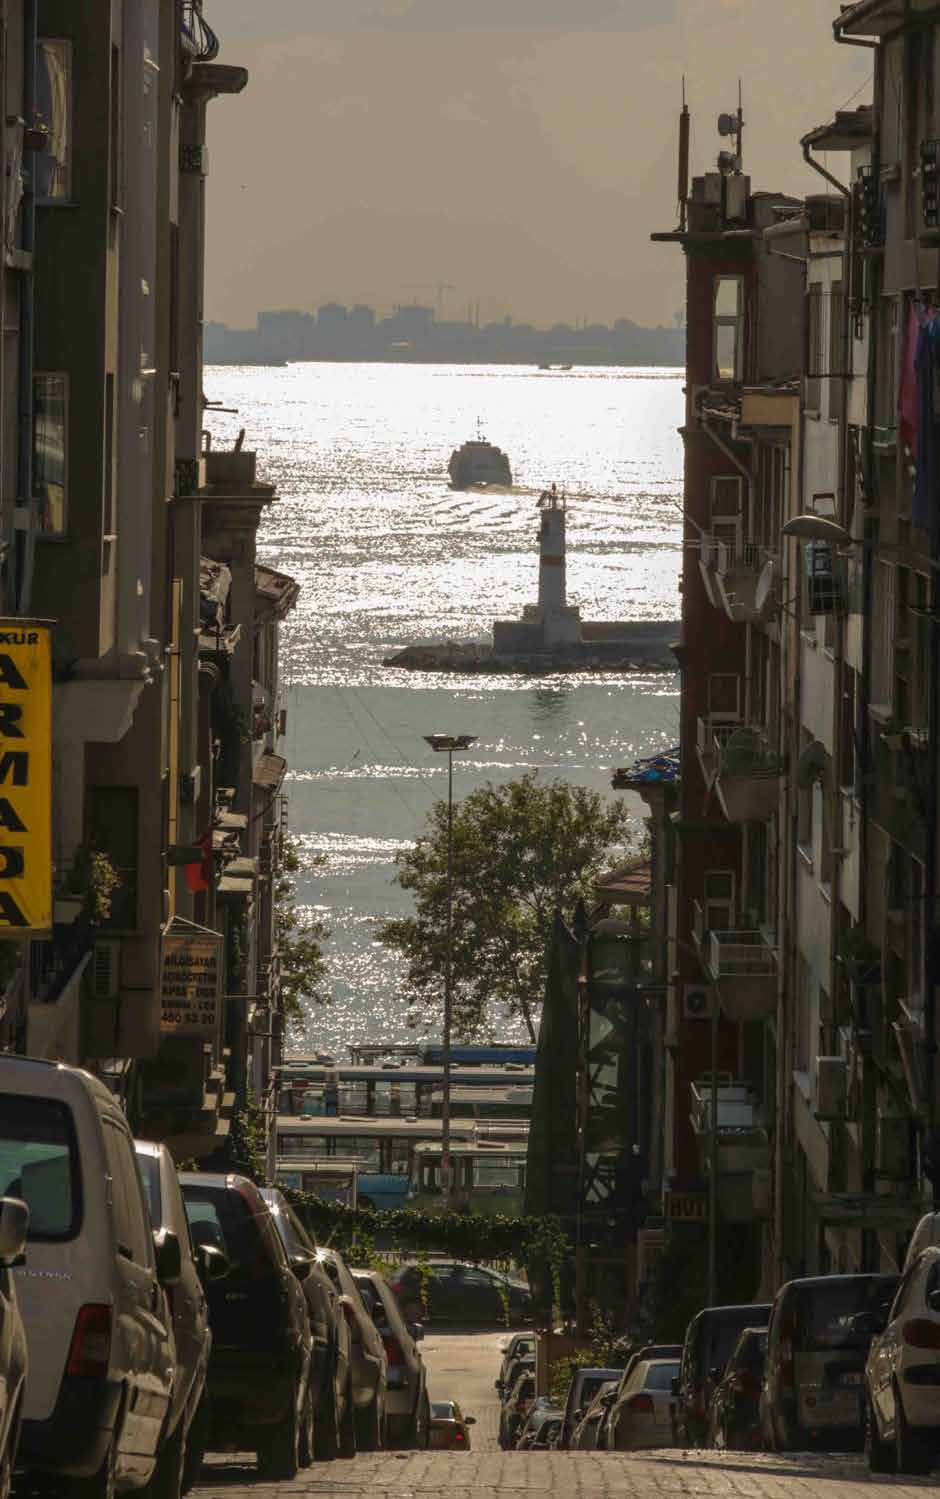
[{"xmin": 423, "ymin": 732, "xmax": 478, "ymax": 1210}]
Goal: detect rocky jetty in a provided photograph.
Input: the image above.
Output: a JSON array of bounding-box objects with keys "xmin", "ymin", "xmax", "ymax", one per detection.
[{"xmin": 383, "ymin": 634, "xmax": 678, "ymax": 675}]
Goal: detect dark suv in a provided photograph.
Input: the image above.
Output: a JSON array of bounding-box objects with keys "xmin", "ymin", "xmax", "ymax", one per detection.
[
  {"xmin": 179, "ymin": 1174, "xmax": 313, "ymax": 1480},
  {"xmin": 676, "ymin": 1304, "xmax": 772, "ymax": 1447},
  {"xmin": 260, "ymin": 1187, "xmax": 353, "ymax": 1461}
]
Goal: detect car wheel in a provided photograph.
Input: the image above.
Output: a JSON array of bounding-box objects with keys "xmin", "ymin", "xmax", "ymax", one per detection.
[
  {"xmin": 338, "ymin": 1379, "xmax": 357, "ymax": 1459},
  {"xmin": 865, "ymin": 1395, "xmax": 895, "ymax": 1474},
  {"xmin": 257, "ymin": 1387, "xmax": 300, "ymax": 1482},
  {"xmin": 895, "ymin": 1388, "xmax": 932, "ymax": 1475},
  {"xmin": 71, "ymin": 1435, "xmax": 117, "ymax": 1499},
  {"xmin": 315, "ymin": 1371, "xmax": 341, "ymax": 1461},
  {"xmin": 298, "ymin": 1382, "xmax": 315, "ymax": 1468},
  {"xmin": 355, "ymin": 1391, "xmax": 383, "ymax": 1452}
]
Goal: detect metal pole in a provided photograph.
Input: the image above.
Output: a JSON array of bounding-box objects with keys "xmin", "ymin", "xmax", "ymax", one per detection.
[
  {"xmin": 442, "ymin": 748, "xmax": 454, "ymax": 1210},
  {"xmin": 708, "ymin": 984, "xmax": 719, "ymax": 1305}
]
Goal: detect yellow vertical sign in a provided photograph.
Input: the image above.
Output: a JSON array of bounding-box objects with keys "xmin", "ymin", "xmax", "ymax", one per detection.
[{"xmin": 0, "ymin": 620, "xmax": 52, "ymax": 934}]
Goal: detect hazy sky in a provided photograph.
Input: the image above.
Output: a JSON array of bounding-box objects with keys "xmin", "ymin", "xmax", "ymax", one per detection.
[{"xmin": 206, "ymin": 1, "xmax": 868, "ymax": 330}]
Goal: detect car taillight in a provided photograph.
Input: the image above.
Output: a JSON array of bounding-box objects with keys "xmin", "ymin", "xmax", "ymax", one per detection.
[
  {"xmin": 66, "ymin": 1304, "xmax": 112, "ymax": 1378},
  {"xmin": 628, "ymin": 1393, "xmax": 654, "ymax": 1413},
  {"xmin": 779, "ymin": 1338, "xmax": 794, "ymax": 1387},
  {"xmin": 383, "ymin": 1337, "xmax": 405, "ymax": 1367},
  {"xmin": 902, "ymin": 1319, "xmax": 940, "ymax": 1349},
  {"xmin": 454, "ymin": 1429, "xmax": 464, "ymax": 1443}
]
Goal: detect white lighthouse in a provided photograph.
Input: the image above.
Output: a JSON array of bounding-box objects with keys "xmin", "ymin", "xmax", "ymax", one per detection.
[{"xmin": 531, "ymin": 485, "xmax": 581, "ymax": 646}]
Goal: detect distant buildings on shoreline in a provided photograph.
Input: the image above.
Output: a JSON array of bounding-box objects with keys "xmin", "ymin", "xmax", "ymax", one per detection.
[{"xmin": 205, "ymin": 302, "xmax": 685, "ymax": 367}]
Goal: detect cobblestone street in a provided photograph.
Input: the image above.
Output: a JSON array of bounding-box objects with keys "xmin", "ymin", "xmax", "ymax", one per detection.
[{"xmin": 198, "ymin": 1448, "xmax": 940, "ymax": 1498}]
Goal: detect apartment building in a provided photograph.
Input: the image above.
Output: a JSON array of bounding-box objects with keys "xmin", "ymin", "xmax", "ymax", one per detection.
[{"xmin": 0, "ymin": 1, "xmax": 300, "ymax": 1155}]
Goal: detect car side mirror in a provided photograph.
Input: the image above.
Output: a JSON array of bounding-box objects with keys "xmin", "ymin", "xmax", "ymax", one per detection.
[
  {"xmin": 408, "ymin": 1322, "xmax": 424, "ymax": 1341},
  {"xmin": 670, "ymin": 1376, "xmax": 680, "ymax": 1398},
  {"xmin": 197, "ymin": 1242, "xmax": 230, "ymax": 1282},
  {"xmin": 154, "ymin": 1228, "xmax": 182, "ymax": 1287},
  {"xmin": 290, "ymin": 1251, "xmax": 314, "ymax": 1282},
  {"xmin": 0, "ymin": 1196, "xmax": 27, "ymax": 1268},
  {"xmin": 464, "ymin": 1415, "xmax": 476, "ymax": 1425},
  {"xmin": 495, "ymin": 1379, "xmax": 504, "ymax": 1392}
]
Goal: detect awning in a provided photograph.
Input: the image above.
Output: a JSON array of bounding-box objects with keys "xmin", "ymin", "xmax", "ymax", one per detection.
[
  {"xmin": 252, "ymin": 752, "xmax": 287, "ymax": 790},
  {"xmin": 218, "ymin": 876, "xmax": 253, "ymax": 898}
]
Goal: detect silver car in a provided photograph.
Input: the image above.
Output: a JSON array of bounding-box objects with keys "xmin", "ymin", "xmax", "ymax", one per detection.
[{"xmin": 351, "ymin": 1268, "xmax": 429, "ymax": 1448}]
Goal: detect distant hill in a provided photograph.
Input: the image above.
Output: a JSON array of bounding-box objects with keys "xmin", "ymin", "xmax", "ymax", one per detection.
[{"xmin": 204, "ymin": 305, "xmax": 685, "ymax": 368}]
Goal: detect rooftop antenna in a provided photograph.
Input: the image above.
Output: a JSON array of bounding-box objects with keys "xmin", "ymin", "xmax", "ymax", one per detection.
[
  {"xmin": 678, "ymin": 76, "xmax": 690, "ymax": 231},
  {"xmin": 717, "ymin": 82, "xmax": 744, "ymax": 174}
]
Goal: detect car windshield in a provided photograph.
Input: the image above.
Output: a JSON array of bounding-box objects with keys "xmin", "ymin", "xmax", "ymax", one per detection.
[
  {"xmin": 182, "ymin": 1185, "xmax": 261, "ymax": 1271},
  {"xmin": 0, "ymin": 1094, "xmax": 79, "ymax": 1240},
  {"xmin": 701, "ymin": 1314, "xmax": 766, "ymax": 1376},
  {"xmin": 790, "ymin": 1279, "xmax": 898, "ymax": 1352},
  {"xmin": 644, "ymin": 1361, "xmax": 680, "ymax": 1390},
  {"xmin": 431, "ymin": 1403, "xmax": 455, "ymax": 1419}
]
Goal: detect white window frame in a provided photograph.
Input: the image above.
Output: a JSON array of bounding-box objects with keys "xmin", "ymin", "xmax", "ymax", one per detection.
[
  {"xmin": 33, "ymin": 370, "xmax": 68, "ymax": 537},
  {"xmin": 713, "ymin": 275, "xmax": 744, "ymax": 382},
  {"xmin": 36, "ymin": 37, "xmax": 73, "ymax": 204}
]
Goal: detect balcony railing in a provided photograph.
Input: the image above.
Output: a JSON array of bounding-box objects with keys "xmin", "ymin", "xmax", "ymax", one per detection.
[
  {"xmin": 181, "ymin": 2, "xmax": 220, "ymax": 62},
  {"xmin": 715, "ymin": 725, "xmax": 783, "ymax": 822},
  {"xmin": 699, "ymin": 536, "xmax": 774, "ymax": 622},
  {"xmin": 708, "ymin": 930, "xmax": 777, "ymax": 977},
  {"xmin": 714, "ymin": 539, "xmax": 764, "ymax": 576},
  {"xmin": 689, "ymin": 1078, "xmax": 771, "ymax": 1220},
  {"xmin": 696, "ymin": 716, "xmax": 739, "ymax": 784}
]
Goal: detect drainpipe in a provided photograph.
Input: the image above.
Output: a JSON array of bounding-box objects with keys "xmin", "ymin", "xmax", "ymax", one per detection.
[{"xmin": 16, "ymin": 0, "xmax": 36, "ymax": 613}]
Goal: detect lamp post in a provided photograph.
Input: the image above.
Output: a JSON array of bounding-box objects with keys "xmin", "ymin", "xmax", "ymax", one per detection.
[{"xmin": 423, "ymin": 732, "xmax": 477, "ymax": 1210}]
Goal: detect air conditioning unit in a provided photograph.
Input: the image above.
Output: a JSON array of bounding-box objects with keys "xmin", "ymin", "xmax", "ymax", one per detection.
[
  {"xmin": 814, "ymin": 1056, "xmax": 847, "ymax": 1120},
  {"xmin": 91, "ymin": 940, "xmax": 120, "ymax": 1001},
  {"xmin": 682, "ymin": 984, "xmax": 714, "ymax": 1022}
]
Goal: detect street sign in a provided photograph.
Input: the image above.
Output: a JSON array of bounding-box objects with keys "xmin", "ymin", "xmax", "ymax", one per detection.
[
  {"xmin": 160, "ymin": 918, "xmax": 222, "ymax": 1034},
  {"xmin": 663, "ymin": 1191, "xmax": 707, "ymax": 1223}
]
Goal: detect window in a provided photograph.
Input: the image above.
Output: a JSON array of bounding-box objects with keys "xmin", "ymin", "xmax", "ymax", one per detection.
[
  {"xmin": 703, "ymin": 869, "xmax": 735, "ymax": 931},
  {"xmin": 707, "ymin": 673, "xmax": 741, "ymax": 719},
  {"xmin": 33, "ymin": 373, "xmax": 67, "ymax": 535},
  {"xmin": 645, "ymin": 1362, "xmax": 680, "ymax": 1391},
  {"xmin": 102, "ymin": 1120, "xmax": 151, "ymax": 1267},
  {"xmin": 472, "ymin": 1158, "xmax": 522, "ymax": 1189},
  {"xmin": 136, "ymin": 1151, "xmax": 162, "ymax": 1228},
  {"xmin": 86, "ymin": 786, "xmax": 138, "ymax": 929},
  {"xmin": 713, "ymin": 276, "xmax": 744, "ymax": 381},
  {"xmin": 806, "ymin": 283, "xmax": 824, "ymax": 411},
  {"xmin": 35, "ymin": 39, "xmax": 72, "ymax": 202},
  {"xmin": 181, "ymin": 1184, "xmax": 262, "ymax": 1272},
  {"xmin": 0, "ymin": 1094, "xmax": 79, "ymax": 1240}
]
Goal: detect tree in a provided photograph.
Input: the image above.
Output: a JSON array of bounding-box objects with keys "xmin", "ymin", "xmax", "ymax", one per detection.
[
  {"xmin": 377, "ymin": 772, "xmax": 631, "ymax": 1041},
  {"xmin": 276, "ymin": 834, "xmax": 330, "ymax": 1028}
]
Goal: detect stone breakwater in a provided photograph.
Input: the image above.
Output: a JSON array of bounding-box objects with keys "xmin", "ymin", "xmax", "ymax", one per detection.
[{"xmin": 383, "ymin": 629, "xmax": 679, "ymax": 676}]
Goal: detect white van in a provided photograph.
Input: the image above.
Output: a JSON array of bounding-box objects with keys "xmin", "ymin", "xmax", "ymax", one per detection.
[{"xmin": 0, "ymin": 1057, "xmax": 177, "ymax": 1493}]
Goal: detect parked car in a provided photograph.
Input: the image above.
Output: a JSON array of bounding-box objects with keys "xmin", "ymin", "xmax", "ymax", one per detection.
[
  {"xmin": 136, "ymin": 1141, "xmax": 218, "ymax": 1495},
  {"xmin": 706, "ymin": 1328, "xmax": 766, "ymax": 1451},
  {"xmin": 571, "ymin": 1378, "xmax": 619, "ymax": 1450},
  {"xmin": 675, "ymin": 1303, "xmax": 771, "ymax": 1446},
  {"xmin": 314, "ymin": 1247, "xmax": 388, "ymax": 1450},
  {"xmin": 903, "ymin": 1212, "xmax": 940, "ymax": 1270},
  {"xmin": 0, "ymin": 1197, "xmax": 28, "ymax": 1495},
  {"xmin": 351, "ymin": 1267, "xmax": 429, "ymax": 1448},
  {"xmin": 259, "ymin": 1186, "xmax": 353, "ymax": 1461},
  {"xmin": 179, "ymin": 1172, "xmax": 313, "ymax": 1479},
  {"xmin": 760, "ymin": 1273, "xmax": 898, "ymax": 1453},
  {"xmin": 620, "ymin": 1343, "xmax": 683, "ymax": 1388},
  {"xmin": 499, "ymin": 1366, "xmax": 536, "ymax": 1449},
  {"xmin": 428, "ymin": 1399, "xmax": 475, "ymax": 1450},
  {"xmin": 496, "ymin": 1332, "xmax": 535, "ymax": 1394},
  {"xmin": 559, "ymin": 1366, "xmax": 622, "ymax": 1450},
  {"xmin": 865, "ymin": 1246, "xmax": 940, "ymax": 1474},
  {"xmin": 6, "ymin": 1060, "xmax": 176, "ymax": 1495},
  {"xmin": 514, "ymin": 1394, "xmax": 557, "ymax": 1449},
  {"xmin": 392, "ymin": 1259, "xmax": 532, "ymax": 1324},
  {"xmin": 531, "ymin": 1413, "xmax": 562, "ymax": 1450},
  {"xmin": 607, "ymin": 1358, "xmax": 679, "ymax": 1451}
]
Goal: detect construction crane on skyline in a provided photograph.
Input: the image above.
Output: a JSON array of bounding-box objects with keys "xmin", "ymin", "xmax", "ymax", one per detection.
[{"xmin": 402, "ymin": 281, "xmax": 456, "ymax": 320}]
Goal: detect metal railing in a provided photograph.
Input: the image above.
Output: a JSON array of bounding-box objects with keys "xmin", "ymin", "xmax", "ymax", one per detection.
[
  {"xmin": 715, "ymin": 538, "xmax": 765, "ymax": 575},
  {"xmin": 708, "ymin": 930, "xmax": 778, "ymax": 977},
  {"xmin": 181, "ymin": 1, "xmax": 220, "ymax": 62},
  {"xmin": 717, "ymin": 725, "xmax": 783, "ymax": 779},
  {"xmin": 696, "ymin": 716, "xmax": 740, "ymax": 760}
]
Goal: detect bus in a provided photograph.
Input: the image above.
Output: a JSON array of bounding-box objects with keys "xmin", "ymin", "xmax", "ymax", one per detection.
[
  {"xmin": 273, "ymin": 1114, "xmax": 530, "ymax": 1213},
  {"xmin": 274, "ymin": 1062, "xmax": 534, "ymax": 1123},
  {"xmin": 409, "ymin": 1139, "xmax": 527, "ymax": 1216},
  {"xmin": 274, "ymin": 1157, "xmax": 359, "ymax": 1208}
]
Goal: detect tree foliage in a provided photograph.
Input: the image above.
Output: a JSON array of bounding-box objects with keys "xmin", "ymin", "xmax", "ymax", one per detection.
[
  {"xmin": 276, "ymin": 833, "xmax": 330, "ymax": 1026},
  {"xmin": 378, "ymin": 772, "xmax": 631, "ymax": 1040}
]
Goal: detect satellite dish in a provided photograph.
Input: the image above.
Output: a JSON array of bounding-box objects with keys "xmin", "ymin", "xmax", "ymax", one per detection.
[
  {"xmin": 718, "ymin": 113, "xmax": 737, "ymax": 137},
  {"xmin": 755, "ymin": 558, "xmax": 776, "ymax": 618}
]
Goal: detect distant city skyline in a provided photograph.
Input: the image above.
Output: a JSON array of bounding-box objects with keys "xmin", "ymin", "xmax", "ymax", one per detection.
[
  {"xmin": 206, "ymin": 2, "xmax": 867, "ymax": 331},
  {"xmin": 218, "ymin": 296, "xmax": 685, "ymax": 334}
]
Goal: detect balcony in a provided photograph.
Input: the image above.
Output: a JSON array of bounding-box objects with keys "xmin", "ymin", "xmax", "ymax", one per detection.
[
  {"xmin": 707, "ymin": 929, "xmax": 778, "ymax": 1021},
  {"xmin": 715, "ymin": 726, "xmax": 783, "ymax": 822},
  {"xmin": 696, "ymin": 716, "xmax": 740, "ymax": 785},
  {"xmin": 689, "ymin": 1079, "xmax": 771, "ymax": 1221},
  {"xmin": 699, "ymin": 537, "xmax": 771, "ymax": 623}
]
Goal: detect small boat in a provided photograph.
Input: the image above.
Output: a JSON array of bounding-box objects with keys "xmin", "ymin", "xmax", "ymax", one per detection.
[{"xmin": 448, "ymin": 429, "xmax": 512, "ymax": 489}]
